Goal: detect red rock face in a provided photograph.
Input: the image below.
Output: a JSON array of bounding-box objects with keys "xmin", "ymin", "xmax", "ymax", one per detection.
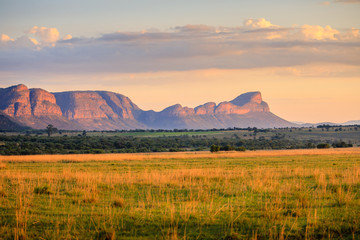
[
  {"xmin": 0, "ymin": 84, "xmax": 290, "ymax": 130},
  {"xmin": 0, "ymin": 84, "xmax": 32, "ymax": 117},
  {"xmin": 161, "ymin": 104, "xmax": 195, "ymax": 117},
  {"xmin": 30, "ymin": 89, "xmax": 62, "ymax": 117},
  {"xmin": 195, "ymin": 102, "xmax": 216, "ymax": 115},
  {"xmin": 214, "ymin": 102, "xmax": 249, "ymax": 115},
  {"xmin": 54, "ymin": 92, "xmax": 118, "ymax": 120},
  {"xmin": 164, "ymin": 92, "xmax": 269, "ymax": 117},
  {"xmin": 230, "ymin": 92, "xmax": 270, "ymax": 112},
  {"xmin": 98, "ymin": 92, "xmax": 140, "ymax": 120}
]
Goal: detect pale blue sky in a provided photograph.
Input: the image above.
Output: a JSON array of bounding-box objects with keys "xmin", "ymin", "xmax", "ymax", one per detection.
[{"xmin": 1, "ymin": 0, "xmax": 359, "ymax": 38}]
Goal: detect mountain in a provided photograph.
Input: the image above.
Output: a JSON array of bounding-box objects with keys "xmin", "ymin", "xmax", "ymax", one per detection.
[
  {"xmin": 0, "ymin": 84, "xmax": 295, "ymax": 130},
  {"xmin": 293, "ymin": 120, "xmax": 360, "ymax": 127},
  {"xmin": 342, "ymin": 120, "xmax": 360, "ymax": 125},
  {"xmin": 0, "ymin": 111, "xmax": 31, "ymax": 131}
]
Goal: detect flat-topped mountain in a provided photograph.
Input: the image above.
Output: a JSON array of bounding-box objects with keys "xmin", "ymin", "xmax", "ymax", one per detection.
[{"xmin": 0, "ymin": 84, "xmax": 295, "ymax": 130}]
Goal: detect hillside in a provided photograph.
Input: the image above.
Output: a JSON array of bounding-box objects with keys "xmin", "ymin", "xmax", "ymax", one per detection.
[{"xmin": 0, "ymin": 84, "xmax": 295, "ymax": 130}]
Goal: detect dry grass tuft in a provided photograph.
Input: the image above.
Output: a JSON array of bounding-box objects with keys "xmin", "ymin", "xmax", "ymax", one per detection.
[
  {"xmin": 82, "ymin": 195, "xmax": 98, "ymax": 204},
  {"xmin": 112, "ymin": 198, "xmax": 126, "ymax": 208},
  {"xmin": 34, "ymin": 185, "xmax": 52, "ymax": 195},
  {"xmin": 0, "ymin": 162, "xmax": 7, "ymax": 169},
  {"xmin": 0, "ymin": 189, "xmax": 7, "ymax": 197},
  {"xmin": 97, "ymin": 229, "xmax": 116, "ymax": 240}
]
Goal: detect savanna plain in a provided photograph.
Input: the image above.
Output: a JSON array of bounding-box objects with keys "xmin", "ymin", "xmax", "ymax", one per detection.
[{"xmin": 1, "ymin": 148, "xmax": 360, "ymax": 239}]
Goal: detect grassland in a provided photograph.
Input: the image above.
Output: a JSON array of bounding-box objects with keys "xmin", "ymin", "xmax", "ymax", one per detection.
[{"xmin": 1, "ymin": 148, "xmax": 360, "ymax": 239}]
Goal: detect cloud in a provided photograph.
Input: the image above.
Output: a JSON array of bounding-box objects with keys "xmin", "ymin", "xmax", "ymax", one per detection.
[
  {"xmin": 174, "ymin": 24, "xmax": 216, "ymax": 33},
  {"xmin": 335, "ymin": 0, "xmax": 360, "ymax": 3},
  {"xmin": 341, "ymin": 28, "xmax": 360, "ymax": 40},
  {"xmin": 0, "ymin": 36, "xmax": 38, "ymax": 50},
  {"xmin": 0, "ymin": 19, "xmax": 359, "ymax": 75},
  {"xmin": 244, "ymin": 18, "xmax": 277, "ymax": 28},
  {"xmin": 62, "ymin": 34, "xmax": 73, "ymax": 41},
  {"xmin": 1, "ymin": 34, "xmax": 14, "ymax": 43},
  {"xmin": 28, "ymin": 37, "xmax": 39, "ymax": 45},
  {"xmin": 301, "ymin": 25, "xmax": 340, "ymax": 40},
  {"xmin": 28, "ymin": 26, "xmax": 60, "ymax": 46},
  {"xmin": 1, "ymin": 26, "xmax": 70, "ymax": 49}
]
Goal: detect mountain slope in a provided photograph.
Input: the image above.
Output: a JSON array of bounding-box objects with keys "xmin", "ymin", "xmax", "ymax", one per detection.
[
  {"xmin": 0, "ymin": 84, "xmax": 295, "ymax": 130},
  {"xmin": 0, "ymin": 111, "xmax": 31, "ymax": 131}
]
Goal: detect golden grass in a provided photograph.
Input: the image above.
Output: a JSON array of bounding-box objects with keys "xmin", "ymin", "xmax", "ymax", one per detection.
[
  {"xmin": 1, "ymin": 147, "xmax": 360, "ymax": 162},
  {"xmin": 1, "ymin": 148, "xmax": 360, "ymax": 239}
]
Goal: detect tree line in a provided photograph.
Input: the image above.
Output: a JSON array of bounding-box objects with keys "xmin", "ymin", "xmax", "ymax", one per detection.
[{"xmin": 0, "ymin": 133, "xmax": 351, "ymax": 155}]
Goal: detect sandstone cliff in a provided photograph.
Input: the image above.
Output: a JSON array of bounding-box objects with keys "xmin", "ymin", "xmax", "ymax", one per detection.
[
  {"xmin": 30, "ymin": 88, "xmax": 63, "ymax": 117},
  {"xmin": 0, "ymin": 84, "xmax": 295, "ymax": 130},
  {"xmin": 0, "ymin": 84, "xmax": 32, "ymax": 117}
]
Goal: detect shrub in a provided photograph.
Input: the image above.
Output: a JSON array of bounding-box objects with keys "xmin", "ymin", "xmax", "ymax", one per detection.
[
  {"xmin": 235, "ymin": 146, "xmax": 246, "ymax": 152},
  {"xmin": 210, "ymin": 144, "xmax": 220, "ymax": 152},
  {"xmin": 332, "ymin": 141, "xmax": 353, "ymax": 148},
  {"xmin": 221, "ymin": 145, "xmax": 235, "ymax": 151},
  {"xmin": 34, "ymin": 185, "xmax": 52, "ymax": 195},
  {"xmin": 317, "ymin": 143, "xmax": 331, "ymax": 149}
]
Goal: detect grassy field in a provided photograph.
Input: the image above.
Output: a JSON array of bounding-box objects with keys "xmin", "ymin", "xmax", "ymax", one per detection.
[{"xmin": 1, "ymin": 148, "xmax": 360, "ymax": 239}]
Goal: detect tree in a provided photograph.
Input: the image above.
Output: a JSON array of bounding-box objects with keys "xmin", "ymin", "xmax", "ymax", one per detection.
[
  {"xmin": 210, "ymin": 144, "xmax": 220, "ymax": 153},
  {"xmin": 46, "ymin": 124, "xmax": 57, "ymax": 137},
  {"xmin": 317, "ymin": 143, "xmax": 330, "ymax": 149}
]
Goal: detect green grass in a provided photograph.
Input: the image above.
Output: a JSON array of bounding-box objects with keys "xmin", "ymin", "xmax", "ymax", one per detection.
[{"xmin": 1, "ymin": 151, "xmax": 360, "ymax": 239}]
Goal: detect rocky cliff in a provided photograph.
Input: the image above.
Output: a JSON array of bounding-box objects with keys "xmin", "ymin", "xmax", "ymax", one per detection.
[{"xmin": 0, "ymin": 84, "xmax": 295, "ymax": 130}]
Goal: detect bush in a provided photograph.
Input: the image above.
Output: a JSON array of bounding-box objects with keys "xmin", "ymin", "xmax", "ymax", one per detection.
[
  {"xmin": 317, "ymin": 143, "xmax": 331, "ymax": 149},
  {"xmin": 221, "ymin": 145, "xmax": 235, "ymax": 151},
  {"xmin": 235, "ymin": 146, "xmax": 246, "ymax": 152},
  {"xmin": 332, "ymin": 141, "xmax": 353, "ymax": 148},
  {"xmin": 210, "ymin": 144, "xmax": 220, "ymax": 152}
]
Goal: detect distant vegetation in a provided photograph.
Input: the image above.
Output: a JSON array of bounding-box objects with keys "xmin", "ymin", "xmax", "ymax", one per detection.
[{"xmin": 0, "ymin": 125, "xmax": 358, "ymax": 155}]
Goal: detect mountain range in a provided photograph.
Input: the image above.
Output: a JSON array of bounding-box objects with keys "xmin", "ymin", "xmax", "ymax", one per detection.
[
  {"xmin": 0, "ymin": 84, "xmax": 296, "ymax": 130},
  {"xmin": 293, "ymin": 120, "xmax": 360, "ymax": 127}
]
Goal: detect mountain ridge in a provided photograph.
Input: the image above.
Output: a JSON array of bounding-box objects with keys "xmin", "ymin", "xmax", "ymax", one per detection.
[{"xmin": 0, "ymin": 84, "xmax": 296, "ymax": 130}]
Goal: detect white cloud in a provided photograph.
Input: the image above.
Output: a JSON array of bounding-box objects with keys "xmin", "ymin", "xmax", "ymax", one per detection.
[
  {"xmin": 300, "ymin": 25, "xmax": 340, "ymax": 40},
  {"xmin": 340, "ymin": 27, "xmax": 360, "ymax": 40},
  {"xmin": 244, "ymin": 18, "xmax": 277, "ymax": 28},
  {"xmin": 28, "ymin": 26, "xmax": 60, "ymax": 46},
  {"xmin": 175, "ymin": 24, "xmax": 216, "ymax": 33},
  {"xmin": 28, "ymin": 37, "xmax": 39, "ymax": 45},
  {"xmin": 1, "ymin": 34, "xmax": 14, "ymax": 43},
  {"xmin": 335, "ymin": 0, "xmax": 360, "ymax": 3},
  {"xmin": 62, "ymin": 34, "xmax": 73, "ymax": 40},
  {"xmin": 0, "ymin": 20, "xmax": 359, "ymax": 74}
]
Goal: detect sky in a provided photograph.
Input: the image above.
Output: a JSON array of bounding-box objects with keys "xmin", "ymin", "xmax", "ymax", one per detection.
[{"xmin": 0, "ymin": 0, "xmax": 360, "ymax": 123}]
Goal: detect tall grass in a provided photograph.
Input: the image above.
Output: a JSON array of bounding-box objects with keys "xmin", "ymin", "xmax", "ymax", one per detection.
[
  {"xmin": 0, "ymin": 148, "xmax": 359, "ymax": 239},
  {"xmin": 1, "ymin": 147, "xmax": 359, "ymax": 163}
]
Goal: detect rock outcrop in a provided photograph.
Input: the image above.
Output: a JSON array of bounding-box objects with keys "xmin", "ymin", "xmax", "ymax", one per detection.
[
  {"xmin": 0, "ymin": 84, "xmax": 32, "ymax": 117},
  {"xmin": 30, "ymin": 89, "xmax": 63, "ymax": 117},
  {"xmin": 0, "ymin": 84, "xmax": 295, "ymax": 130}
]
